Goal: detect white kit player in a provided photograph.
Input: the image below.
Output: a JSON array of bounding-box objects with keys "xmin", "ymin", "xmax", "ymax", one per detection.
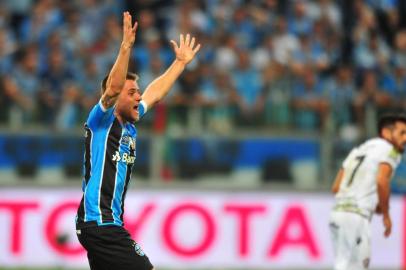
[{"xmin": 329, "ymin": 114, "xmax": 406, "ymax": 270}]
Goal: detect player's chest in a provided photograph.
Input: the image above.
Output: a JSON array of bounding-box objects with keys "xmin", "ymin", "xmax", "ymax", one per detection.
[
  {"xmin": 119, "ymin": 131, "xmax": 137, "ymax": 154},
  {"xmin": 107, "ymin": 121, "xmax": 137, "ymax": 154}
]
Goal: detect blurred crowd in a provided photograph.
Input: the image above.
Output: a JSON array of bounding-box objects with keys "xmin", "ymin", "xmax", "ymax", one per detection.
[{"xmin": 0, "ymin": 0, "xmax": 405, "ymax": 136}]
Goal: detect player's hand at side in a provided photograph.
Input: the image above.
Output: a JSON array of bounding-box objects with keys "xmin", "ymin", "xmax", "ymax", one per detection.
[
  {"xmin": 383, "ymin": 214, "xmax": 392, "ymax": 237},
  {"xmin": 122, "ymin": 11, "xmax": 137, "ymax": 48},
  {"xmin": 170, "ymin": 33, "xmax": 201, "ymax": 66},
  {"xmin": 375, "ymin": 204, "xmax": 382, "ymax": 214}
]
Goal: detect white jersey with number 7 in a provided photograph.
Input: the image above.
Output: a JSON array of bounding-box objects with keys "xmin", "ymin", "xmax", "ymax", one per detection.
[{"xmin": 335, "ymin": 138, "xmax": 401, "ymax": 219}]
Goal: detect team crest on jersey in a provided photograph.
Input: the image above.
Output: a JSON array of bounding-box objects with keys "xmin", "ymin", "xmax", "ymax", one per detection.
[
  {"xmin": 121, "ymin": 136, "xmax": 136, "ymax": 151},
  {"xmin": 133, "ymin": 242, "xmax": 145, "ymax": 256}
]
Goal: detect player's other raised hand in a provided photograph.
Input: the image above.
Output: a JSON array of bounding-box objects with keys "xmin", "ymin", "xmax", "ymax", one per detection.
[
  {"xmin": 122, "ymin": 11, "xmax": 137, "ymax": 48},
  {"xmin": 170, "ymin": 33, "xmax": 201, "ymax": 65}
]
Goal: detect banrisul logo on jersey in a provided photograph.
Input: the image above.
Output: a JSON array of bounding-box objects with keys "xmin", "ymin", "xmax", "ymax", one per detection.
[
  {"xmin": 113, "ymin": 135, "xmax": 136, "ymax": 164},
  {"xmin": 112, "ymin": 151, "xmax": 135, "ymax": 164}
]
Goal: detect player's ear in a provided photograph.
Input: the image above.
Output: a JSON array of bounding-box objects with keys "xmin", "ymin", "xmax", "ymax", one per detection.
[{"xmin": 381, "ymin": 128, "xmax": 391, "ymax": 139}]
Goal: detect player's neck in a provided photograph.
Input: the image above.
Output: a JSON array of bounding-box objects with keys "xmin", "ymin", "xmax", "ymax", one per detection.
[
  {"xmin": 380, "ymin": 136, "xmax": 400, "ymax": 153},
  {"xmin": 114, "ymin": 111, "xmax": 135, "ymax": 126},
  {"xmin": 115, "ymin": 111, "xmax": 126, "ymax": 125}
]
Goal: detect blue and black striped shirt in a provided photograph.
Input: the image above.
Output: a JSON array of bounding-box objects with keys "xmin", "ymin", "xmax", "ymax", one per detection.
[{"xmin": 76, "ymin": 100, "xmax": 147, "ymax": 227}]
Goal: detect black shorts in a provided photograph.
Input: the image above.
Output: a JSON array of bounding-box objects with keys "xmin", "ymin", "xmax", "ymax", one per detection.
[{"xmin": 76, "ymin": 223, "xmax": 153, "ymax": 270}]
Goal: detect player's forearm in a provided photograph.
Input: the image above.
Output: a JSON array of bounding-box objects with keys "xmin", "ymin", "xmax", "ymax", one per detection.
[
  {"xmin": 143, "ymin": 59, "xmax": 185, "ymax": 105},
  {"xmin": 106, "ymin": 43, "xmax": 132, "ymax": 94},
  {"xmin": 377, "ymin": 180, "xmax": 390, "ymax": 216},
  {"xmin": 331, "ymin": 169, "xmax": 344, "ymax": 194}
]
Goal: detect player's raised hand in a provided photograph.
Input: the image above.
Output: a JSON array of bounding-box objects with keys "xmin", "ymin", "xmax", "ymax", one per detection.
[
  {"xmin": 122, "ymin": 11, "xmax": 137, "ymax": 48},
  {"xmin": 170, "ymin": 33, "xmax": 201, "ymax": 65},
  {"xmin": 383, "ymin": 214, "xmax": 392, "ymax": 237}
]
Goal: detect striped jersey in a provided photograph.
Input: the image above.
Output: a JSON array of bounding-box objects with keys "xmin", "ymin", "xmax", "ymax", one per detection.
[{"xmin": 76, "ymin": 100, "xmax": 147, "ymax": 227}]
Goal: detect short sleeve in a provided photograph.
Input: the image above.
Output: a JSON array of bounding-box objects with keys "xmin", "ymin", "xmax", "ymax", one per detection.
[
  {"xmin": 86, "ymin": 100, "xmax": 115, "ymax": 129},
  {"xmin": 138, "ymin": 100, "xmax": 148, "ymax": 119},
  {"xmin": 342, "ymin": 148, "xmax": 357, "ymax": 168},
  {"xmin": 375, "ymin": 142, "xmax": 401, "ymax": 170}
]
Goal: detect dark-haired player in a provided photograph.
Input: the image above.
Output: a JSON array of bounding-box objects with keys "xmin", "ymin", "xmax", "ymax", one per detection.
[
  {"xmin": 329, "ymin": 114, "xmax": 406, "ymax": 269},
  {"xmin": 75, "ymin": 12, "xmax": 200, "ymax": 270}
]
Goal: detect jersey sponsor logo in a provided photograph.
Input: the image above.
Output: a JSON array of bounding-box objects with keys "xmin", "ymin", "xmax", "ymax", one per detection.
[
  {"xmin": 112, "ymin": 151, "xmax": 135, "ymax": 164},
  {"xmin": 121, "ymin": 136, "xmax": 136, "ymax": 151}
]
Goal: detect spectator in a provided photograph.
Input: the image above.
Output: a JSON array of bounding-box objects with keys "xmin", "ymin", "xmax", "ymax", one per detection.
[
  {"xmin": 287, "ymin": 0, "xmax": 314, "ymax": 36},
  {"xmin": 354, "ymin": 70, "xmax": 392, "ymax": 126},
  {"xmin": 370, "ymin": 0, "xmax": 400, "ymax": 46},
  {"xmin": 133, "ymin": 29, "xmax": 172, "ymax": 73},
  {"xmin": 0, "ymin": 28, "xmax": 16, "ymax": 75},
  {"xmin": 354, "ymin": 30, "xmax": 391, "ymax": 71},
  {"xmin": 306, "ymin": 0, "xmax": 342, "ymax": 30},
  {"xmin": 0, "ymin": 77, "xmax": 9, "ymax": 123},
  {"xmin": 324, "ymin": 65, "xmax": 357, "ymax": 129},
  {"xmin": 251, "ymin": 34, "xmax": 274, "ymax": 70},
  {"xmin": 198, "ymin": 64, "xmax": 235, "ymax": 133},
  {"xmin": 0, "ymin": 0, "xmax": 403, "ymax": 136},
  {"xmin": 394, "ymin": 30, "xmax": 406, "ymax": 69},
  {"xmin": 39, "ymin": 48, "xmax": 75, "ymax": 124},
  {"xmin": 77, "ymin": 58, "xmax": 103, "ymax": 112},
  {"xmin": 3, "ymin": 46, "xmax": 41, "ymax": 125},
  {"xmin": 352, "ymin": 0, "xmax": 377, "ymax": 45},
  {"xmin": 291, "ymin": 69, "xmax": 329, "ymax": 130},
  {"xmin": 214, "ymin": 34, "xmax": 239, "ymax": 71},
  {"xmin": 90, "ymin": 13, "xmax": 123, "ymax": 74},
  {"xmin": 59, "ymin": 8, "xmax": 91, "ymax": 58},
  {"xmin": 262, "ymin": 62, "xmax": 293, "ymax": 127},
  {"xmin": 228, "ymin": 5, "xmax": 259, "ymax": 49},
  {"xmin": 19, "ymin": 0, "xmax": 62, "ymax": 45},
  {"xmin": 136, "ymin": 9, "xmax": 158, "ymax": 44},
  {"xmin": 232, "ymin": 50, "xmax": 264, "ymax": 126},
  {"xmin": 290, "ymin": 33, "xmax": 329, "ymax": 74},
  {"xmin": 55, "ymin": 82, "xmax": 81, "ymax": 130},
  {"xmin": 76, "ymin": 0, "xmax": 111, "ymax": 46},
  {"xmin": 272, "ymin": 17, "xmax": 300, "ymax": 65},
  {"xmin": 381, "ymin": 64, "xmax": 406, "ymax": 108}
]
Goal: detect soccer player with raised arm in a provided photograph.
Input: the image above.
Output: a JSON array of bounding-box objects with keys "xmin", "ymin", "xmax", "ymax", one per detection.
[
  {"xmin": 329, "ymin": 114, "xmax": 406, "ymax": 270},
  {"xmin": 75, "ymin": 12, "xmax": 200, "ymax": 270}
]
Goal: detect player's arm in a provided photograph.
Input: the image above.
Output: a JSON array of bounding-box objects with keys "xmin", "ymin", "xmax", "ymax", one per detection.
[
  {"xmin": 101, "ymin": 12, "xmax": 137, "ymax": 109},
  {"xmin": 141, "ymin": 33, "xmax": 201, "ymax": 109},
  {"xmin": 331, "ymin": 168, "xmax": 344, "ymax": 194},
  {"xmin": 376, "ymin": 162, "xmax": 393, "ymax": 237}
]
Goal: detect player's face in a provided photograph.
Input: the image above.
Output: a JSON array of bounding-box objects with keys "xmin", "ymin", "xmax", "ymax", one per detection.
[
  {"xmin": 116, "ymin": 79, "xmax": 142, "ymax": 123},
  {"xmin": 390, "ymin": 122, "xmax": 406, "ymax": 153}
]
